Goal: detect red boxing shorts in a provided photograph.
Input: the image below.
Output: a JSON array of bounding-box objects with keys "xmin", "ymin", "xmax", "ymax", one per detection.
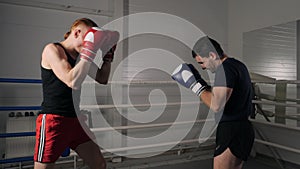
[{"xmin": 34, "ymin": 114, "xmax": 96, "ymax": 163}]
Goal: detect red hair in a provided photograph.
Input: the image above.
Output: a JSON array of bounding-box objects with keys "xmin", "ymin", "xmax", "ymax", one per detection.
[{"xmin": 64, "ymin": 18, "xmax": 98, "ymax": 39}]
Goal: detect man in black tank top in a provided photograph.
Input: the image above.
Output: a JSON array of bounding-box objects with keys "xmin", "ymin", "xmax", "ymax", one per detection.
[
  {"xmin": 173, "ymin": 36, "xmax": 254, "ymax": 169},
  {"xmin": 41, "ymin": 43, "xmax": 80, "ymax": 117},
  {"xmin": 34, "ymin": 18, "xmax": 119, "ymax": 169}
]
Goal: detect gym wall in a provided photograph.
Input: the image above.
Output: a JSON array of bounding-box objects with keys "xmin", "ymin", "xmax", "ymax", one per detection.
[
  {"xmin": 0, "ymin": 0, "xmax": 113, "ymax": 159},
  {"xmin": 0, "ymin": 0, "xmax": 228, "ymax": 159}
]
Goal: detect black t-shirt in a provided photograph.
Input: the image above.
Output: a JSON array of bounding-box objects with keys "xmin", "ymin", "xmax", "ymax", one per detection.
[
  {"xmin": 214, "ymin": 57, "xmax": 253, "ymax": 122},
  {"xmin": 40, "ymin": 43, "xmax": 80, "ymax": 117}
]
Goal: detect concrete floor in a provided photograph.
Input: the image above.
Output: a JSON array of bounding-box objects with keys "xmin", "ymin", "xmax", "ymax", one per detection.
[
  {"xmin": 147, "ymin": 155, "xmax": 300, "ymax": 169},
  {"xmin": 4, "ymin": 152, "xmax": 296, "ymax": 169},
  {"xmin": 11, "ymin": 156, "xmax": 295, "ymax": 169},
  {"xmin": 103, "ymin": 151, "xmax": 293, "ymax": 169},
  {"xmin": 148, "ymin": 157, "xmax": 276, "ymax": 169}
]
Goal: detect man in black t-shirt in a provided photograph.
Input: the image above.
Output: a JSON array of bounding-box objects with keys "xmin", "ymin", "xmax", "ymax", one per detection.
[{"xmin": 171, "ymin": 36, "xmax": 254, "ymax": 169}]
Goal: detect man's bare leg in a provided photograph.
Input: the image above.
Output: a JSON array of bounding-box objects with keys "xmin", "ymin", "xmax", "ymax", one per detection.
[{"xmin": 214, "ymin": 148, "xmax": 243, "ymax": 169}]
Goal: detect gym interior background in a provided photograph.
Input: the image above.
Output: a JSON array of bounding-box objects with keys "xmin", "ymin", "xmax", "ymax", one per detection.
[{"xmin": 1, "ymin": 0, "xmax": 300, "ymax": 168}]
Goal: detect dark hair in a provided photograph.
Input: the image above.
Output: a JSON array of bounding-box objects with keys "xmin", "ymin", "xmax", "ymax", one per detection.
[
  {"xmin": 192, "ymin": 36, "xmax": 224, "ymax": 59},
  {"xmin": 64, "ymin": 18, "xmax": 98, "ymax": 39}
]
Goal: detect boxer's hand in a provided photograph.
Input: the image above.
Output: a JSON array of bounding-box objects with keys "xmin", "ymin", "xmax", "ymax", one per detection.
[
  {"xmin": 102, "ymin": 45, "xmax": 117, "ymax": 63},
  {"xmin": 80, "ymin": 27, "xmax": 107, "ymax": 62},
  {"xmin": 171, "ymin": 63, "xmax": 209, "ymax": 96},
  {"xmin": 100, "ymin": 31, "xmax": 119, "ymax": 55}
]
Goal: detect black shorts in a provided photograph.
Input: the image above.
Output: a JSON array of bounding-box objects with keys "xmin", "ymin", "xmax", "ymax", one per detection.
[{"xmin": 214, "ymin": 120, "xmax": 255, "ymax": 161}]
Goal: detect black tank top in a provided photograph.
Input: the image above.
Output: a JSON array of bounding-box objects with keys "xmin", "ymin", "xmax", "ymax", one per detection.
[{"xmin": 40, "ymin": 43, "xmax": 80, "ymax": 117}]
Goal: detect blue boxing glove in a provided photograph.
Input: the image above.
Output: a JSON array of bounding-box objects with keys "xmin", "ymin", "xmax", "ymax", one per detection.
[{"xmin": 171, "ymin": 63, "xmax": 209, "ymax": 96}]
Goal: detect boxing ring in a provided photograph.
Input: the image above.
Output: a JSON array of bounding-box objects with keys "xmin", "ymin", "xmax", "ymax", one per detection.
[
  {"xmin": 0, "ymin": 77, "xmax": 216, "ymax": 168},
  {"xmin": 0, "ymin": 78, "xmax": 72, "ymax": 167},
  {"xmin": 1, "ymin": 77, "xmax": 300, "ymax": 169}
]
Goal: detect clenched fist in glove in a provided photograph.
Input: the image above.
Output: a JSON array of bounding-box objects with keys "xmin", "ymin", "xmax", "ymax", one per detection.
[
  {"xmin": 102, "ymin": 45, "xmax": 117, "ymax": 63},
  {"xmin": 80, "ymin": 27, "xmax": 106, "ymax": 62},
  {"xmin": 80, "ymin": 27, "xmax": 119, "ymax": 62},
  {"xmin": 100, "ymin": 31, "xmax": 119, "ymax": 55},
  {"xmin": 171, "ymin": 63, "xmax": 210, "ymax": 96}
]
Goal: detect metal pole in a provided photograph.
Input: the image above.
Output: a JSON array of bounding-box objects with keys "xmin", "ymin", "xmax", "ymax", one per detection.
[
  {"xmin": 275, "ymin": 82, "xmax": 287, "ymax": 124},
  {"xmin": 297, "ymin": 20, "xmax": 300, "ymax": 127}
]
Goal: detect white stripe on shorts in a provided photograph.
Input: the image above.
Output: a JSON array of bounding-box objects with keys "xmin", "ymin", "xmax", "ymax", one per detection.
[{"xmin": 37, "ymin": 114, "xmax": 46, "ymax": 162}]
